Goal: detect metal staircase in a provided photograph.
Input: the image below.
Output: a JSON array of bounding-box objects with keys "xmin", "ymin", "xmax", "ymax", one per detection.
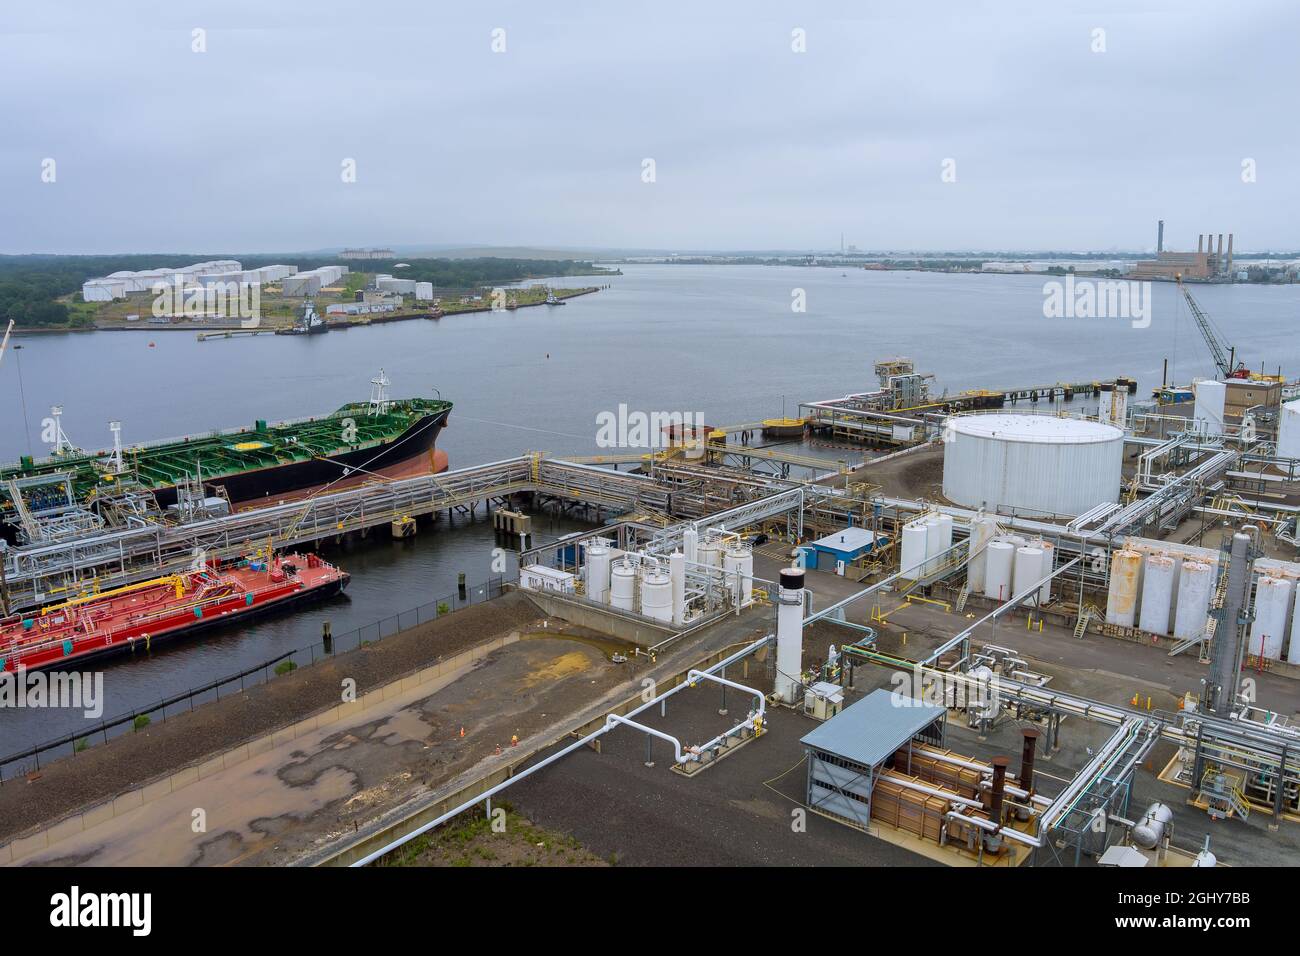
[
  {"xmin": 954, "ymin": 584, "xmax": 971, "ymax": 615},
  {"xmin": 1073, "ymin": 604, "xmax": 1097, "ymax": 640}
]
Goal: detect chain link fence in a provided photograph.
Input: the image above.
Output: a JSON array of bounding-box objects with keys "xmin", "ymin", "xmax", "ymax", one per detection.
[{"xmin": 0, "ymin": 577, "xmax": 506, "ymax": 784}]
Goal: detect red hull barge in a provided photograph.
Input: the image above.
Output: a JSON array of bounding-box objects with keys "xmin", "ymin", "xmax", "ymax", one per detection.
[{"xmin": 0, "ymin": 554, "xmax": 348, "ymax": 673}]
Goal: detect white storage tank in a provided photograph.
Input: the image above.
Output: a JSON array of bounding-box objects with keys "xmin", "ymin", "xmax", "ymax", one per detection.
[
  {"xmin": 900, "ymin": 520, "xmax": 929, "ymax": 579},
  {"xmin": 698, "ymin": 538, "xmax": 723, "ymax": 570},
  {"xmin": 1174, "ymin": 561, "xmax": 1214, "ymax": 640},
  {"xmin": 1285, "ymin": 588, "xmax": 1300, "ymax": 664},
  {"xmin": 1193, "ymin": 379, "xmax": 1227, "ymax": 436},
  {"xmin": 1250, "ymin": 576, "xmax": 1293, "ymax": 661},
  {"xmin": 1105, "ymin": 549, "xmax": 1143, "ymax": 627},
  {"xmin": 1278, "ymin": 401, "xmax": 1300, "ymax": 460},
  {"xmin": 609, "ymin": 561, "xmax": 637, "ymax": 612},
  {"xmin": 966, "ymin": 514, "xmax": 997, "ymax": 594},
  {"xmin": 1138, "ymin": 554, "xmax": 1176, "ymax": 635},
  {"xmin": 586, "ymin": 541, "xmax": 612, "ymax": 604},
  {"xmin": 984, "ymin": 539, "xmax": 1015, "ymax": 601},
  {"xmin": 1013, "ymin": 546, "xmax": 1044, "ymax": 604},
  {"xmin": 640, "ymin": 570, "xmax": 673, "ymax": 623},
  {"xmin": 941, "ymin": 413, "xmax": 1123, "ymax": 517},
  {"xmin": 723, "ymin": 546, "xmax": 754, "ymax": 605},
  {"xmin": 1038, "ymin": 540, "xmax": 1055, "ymax": 604},
  {"xmin": 925, "ymin": 513, "xmax": 953, "ymax": 576}
]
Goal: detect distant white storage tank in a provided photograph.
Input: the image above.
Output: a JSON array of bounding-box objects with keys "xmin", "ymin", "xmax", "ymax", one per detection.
[
  {"xmin": 1193, "ymin": 379, "xmax": 1227, "ymax": 436},
  {"xmin": 1105, "ymin": 549, "xmax": 1143, "ymax": 627},
  {"xmin": 1278, "ymin": 401, "xmax": 1300, "ymax": 461},
  {"xmin": 983, "ymin": 539, "xmax": 1015, "ymax": 601},
  {"xmin": 609, "ymin": 562, "xmax": 637, "ymax": 611},
  {"xmin": 1174, "ymin": 561, "xmax": 1214, "ymax": 640},
  {"xmin": 1012, "ymin": 546, "xmax": 1045, "ymax": 604},
  {"xmin": 640, "ymin": 570, "xmax": 673, "ymax": 623},
  {"xmin": 900, "ymin": 520, "xmax": 929, "ymax": 578},
  {"xmin": 942, "ymin": 414, "xmax": 1123, "ymax": 517},
  {"xmin": 415, "ymin": 281, "xmax": 435, "ymax": 301},
  {"xmin": 1250, "ymin": 576, "xmax": 1293, "ymax": 661},
  {"xmin": 1138, "ymin": 554, "xmax": 1176, "ymax": 635}
]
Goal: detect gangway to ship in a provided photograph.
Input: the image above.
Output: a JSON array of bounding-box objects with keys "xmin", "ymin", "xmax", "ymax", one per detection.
[{"xmin": 1, "ymin": 455, "xmax": 678, "ymax": 613}]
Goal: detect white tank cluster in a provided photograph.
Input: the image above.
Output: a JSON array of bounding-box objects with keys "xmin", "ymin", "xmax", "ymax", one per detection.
[
  {"xmin": 1101, "ymin": 543, "xmax": 1300, "ymax": 662},
  {"xmin": 899, "ymin": 512, "xmax": 953, "ymax": 579},
  {"xmin": 972, "ymin": 528, "xmax": 1053, "ymax": 605},
  {"xmin": 576, "ymin": 532, "xmax": 755, "ymax": 626},
  {"xmin": 942, "ymin": 413, "xmax": 1124, "ymax": 517}
]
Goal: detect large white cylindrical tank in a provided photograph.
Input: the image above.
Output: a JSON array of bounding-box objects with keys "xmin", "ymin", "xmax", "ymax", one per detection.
[
  {"xmin": 1013, "ymin": 546, "xmax": 1044, "ymax": 604},
  {"xmin": 984, "ymin": 540, "xmax": 1015, "ymax": 600},
  {"xmin": 900, "ymin": 521, "xmax": 929, "ymax": 578},
  {"xmin": 941, "ymin": 414, "xmax": 1123, "ymax": 517},
  {"xmin": 640, "ymin": 570, "xmax": 673, "ymax": 623},
  {"xmin": 1038, "ymin": 541, "xmax": 1055, "ymax": 604},
  {"xmin": 586, "ymin": 541, "xmax": 612, "ymax": 604},
  {"xmin": 1174, "ymin": 561, "xmax": 1214, "ymax": 640},
  {"xmin": 609, "ymin": 562, "xmax": 637, "ymax": 612},
  {"xmin": 1138, "ymin": 554, "xmax": 1176, "ymax": 635},
  {"xmin": 669, "ymin": 551, "xmax": 686, "ymax": 626},
  {"xmin": 967, "ymin": 514, "xmax": 997, "ymax": 594},
  {"xmin": 1250, "ymin": 576, "xmax": 1293, "ymax": 661},
  {"xmin": 1105, "ymin": 549, "xmax": 1143, "ymax": 627},
  {"xmin": 925, "ymin": 513, "xmax": 953, "ymax": 575},
  {"xmin": 723, "ymin": 546, "xmax": 754, "ymax": 605}
]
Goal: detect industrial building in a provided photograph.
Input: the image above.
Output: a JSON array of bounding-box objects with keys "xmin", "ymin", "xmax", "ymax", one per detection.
[
  {"xmin": 1132, "ymin": 228, "xmax": 1236, "ymax": 281},
  {"xmin": 281, "ymin": 265, "xmax": 348, "ymax": 297},
  {"xmin": 339, "ymin": 248, "xmax": 395, "ymax": 260}
]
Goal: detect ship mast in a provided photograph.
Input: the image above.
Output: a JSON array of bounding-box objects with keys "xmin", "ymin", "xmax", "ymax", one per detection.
[{"xmin": 368, "ymin": 368, "xmax": 391, "ymax": 416}]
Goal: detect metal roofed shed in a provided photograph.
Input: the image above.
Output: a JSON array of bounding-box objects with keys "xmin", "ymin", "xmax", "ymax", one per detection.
[
  {"xmin": 802, "ymin": 525, "xmax": 887, "ymax": 571},
  {"xmin": 801, "ymin": 688, "xmax": 946, "ymax": 831}
]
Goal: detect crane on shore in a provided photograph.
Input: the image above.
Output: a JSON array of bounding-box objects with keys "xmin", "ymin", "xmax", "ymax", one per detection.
[{"xmin": 1177, "ymin": 276, "xmax": 1249, "ymax": 380}]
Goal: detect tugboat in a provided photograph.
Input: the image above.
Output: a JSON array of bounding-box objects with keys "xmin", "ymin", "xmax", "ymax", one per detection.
[
  {"xmin": 279, "ymin": 299, "xmax": 328, "ymax": 335},
  {"xmin": 545, "ymin": 289, "xmax": 565, "ymax": 306}
]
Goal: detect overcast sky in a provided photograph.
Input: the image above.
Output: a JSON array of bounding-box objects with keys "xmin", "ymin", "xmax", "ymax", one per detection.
[{"xmin": 2, "ymin": 0, "xmax": 1297, "ymax": 254}]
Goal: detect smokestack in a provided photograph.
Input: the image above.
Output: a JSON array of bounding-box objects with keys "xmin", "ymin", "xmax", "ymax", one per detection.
[
  {"xmin": 774, "ymin": 567, "xmax": 806, "ymax": 704},
  {"xmin": 1197, "ymin": 234, "xmax": 1204, "ymax": 253},
  {"xmin": 989, "ymin": 756, "xmax": 1009, "ymax": 825},
  {"xmin": 1227, "ymin": 233, "xmax": 1234, "ymax": 274},
  {"xmin": 1157, "ymin": 220, "xmax": 1164, "ymax": 253},
  {"xmin": 1019, "ymin": 728, "xmax": 1040, "ymax": 794},
  {"xmin": 1217, "ymin": 233, "xmax": 1224, "ymax": 273}
]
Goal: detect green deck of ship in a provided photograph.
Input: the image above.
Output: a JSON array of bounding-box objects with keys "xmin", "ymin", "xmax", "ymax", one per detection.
[{"xmin": 0, "ymin": 398, "xmax": 452, "ymax": 504}]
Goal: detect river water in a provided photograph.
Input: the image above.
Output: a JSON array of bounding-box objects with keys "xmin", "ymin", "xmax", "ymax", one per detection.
[{"xmin": 2, "ymin": 265, "xmax": 1298, "ymax": 752}]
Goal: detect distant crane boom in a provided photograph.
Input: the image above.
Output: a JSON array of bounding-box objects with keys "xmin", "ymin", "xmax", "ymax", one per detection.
[{"xmin": 1178, "ymin": 278, "xmax": 1247, "ymax": 379}]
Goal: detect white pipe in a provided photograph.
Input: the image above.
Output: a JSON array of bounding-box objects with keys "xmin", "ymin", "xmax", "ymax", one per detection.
[
  {"xmin": 945, "ymin": 810, "xmax": 1044, "ymax": 848},
  {"xmin": 349, "ymin": 634, "xmax": 773, "ymax": 866},
  {"xmin": 605, "ymin": 713, "xmax": 690, "ymax": 763}
]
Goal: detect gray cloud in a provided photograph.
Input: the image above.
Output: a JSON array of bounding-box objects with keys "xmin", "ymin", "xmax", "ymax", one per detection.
[{"xmin": 2, "ymin": 0, "xmax": 1296, "ymax": 253}]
